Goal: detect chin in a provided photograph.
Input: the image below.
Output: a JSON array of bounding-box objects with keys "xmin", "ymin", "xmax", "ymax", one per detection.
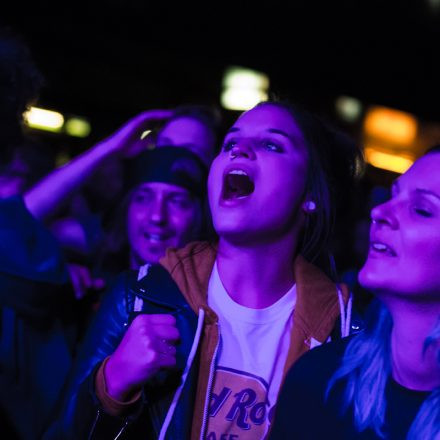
[
  {"xmin": 217, "ymin": 223, "xmax": 260, "ymax": 243},
  {"xmin": 358, "ymin": 264, "xmax": 390, "ymax": 292}
]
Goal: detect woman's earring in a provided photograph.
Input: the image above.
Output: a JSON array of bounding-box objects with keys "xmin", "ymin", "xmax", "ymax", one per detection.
[{"xmin": 303, "ymin": 200, "xmax": 316, "ymax": 212}]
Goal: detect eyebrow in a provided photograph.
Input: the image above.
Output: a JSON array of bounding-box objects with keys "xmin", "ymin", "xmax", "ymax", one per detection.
[
  {"xmin": 416, "ymin": 188, "xmax": 440, "ymax": 201},
  {"xmin": 267, "ymin": 128, "xmax": 292, "ymax": 139},
  {"xmin": 226, "ymin": 127, "xmax": 240, "ymax": 134},
  {"xmin": 226, "ymin": 127, "xmax": 294, "ymax": 140}
]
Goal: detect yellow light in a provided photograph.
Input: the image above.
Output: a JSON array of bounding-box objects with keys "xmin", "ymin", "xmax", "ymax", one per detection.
[
  {"xmin": 223, "ymin": 66, "xmax": 269, "ymax": 90},
  {"xmin": 364, "ymin": 106, "xmax": 418, "ymax": 145},
  {"xmin": 24, "ymin": 107, "xmax": 64, "ymax": 132},
  {"xmin": 365, "ymin": 146, "xmax": 414, "ymax": 174},
  {"xmin": 221, "ymin": 66, "xmax": 269, "ymax": 111},
  {"xmin": 65, "ymin": 117, "xmax": 91, "ymax": 137},
  {"xmin": 221, "ymin": 88, "xmax": 269, "ymax": 111},
  {"xmin": 335, "ymin": 96, "xmax": 363, "ymax": 122}
]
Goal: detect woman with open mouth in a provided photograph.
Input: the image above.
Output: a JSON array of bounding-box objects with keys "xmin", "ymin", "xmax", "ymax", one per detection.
[
  {"xmin": 270, "ymin": 146, "xmax": 440, "ymax": 440},
  {"xmin": 52, "ymin": 101, "xmax": 362, "ymax": 440}
]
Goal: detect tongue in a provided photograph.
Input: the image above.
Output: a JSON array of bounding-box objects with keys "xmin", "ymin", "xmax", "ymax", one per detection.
[{"xmin": 223, "ymin": 174, "xmax": 255, "ymax": 199}]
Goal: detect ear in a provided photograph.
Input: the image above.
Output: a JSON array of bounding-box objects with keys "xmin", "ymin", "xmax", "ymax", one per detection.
[{"xmin": 302, "ymin": 200, "xmax": 317, "ymax": 213}]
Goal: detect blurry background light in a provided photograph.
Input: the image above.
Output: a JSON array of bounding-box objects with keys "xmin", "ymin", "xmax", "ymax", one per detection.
[
  {"xmin": 221, "ymin": 66, "xmax": 269, "ymax": 111},
  {"xmin": 364, "ymin": 106, "xmax": 418, "ymax": 146},
  {"xmin": 335, "ymin": 96, "xmax": 363, "ymax": 123},
  {"xmin": 427, "ymin": 0, "xmax": 440, "ymax": 11},
  {"xmin": 64, "ymin": 117, "xmax": 91, "ymax": 137},
  {"xmin": 223, "ymin": 66, "xmax": 269, "ymax": 90},
  {"xmin": 364, "ymin": 146, "xmax": 414, "ymax": 174},
  {"xmin": 24, "ymin": 107, "xmax": 64, "ymax": 132},
  {"xmin": 221, "ymin": 88, "xmax": 268, "ymax": 112}
]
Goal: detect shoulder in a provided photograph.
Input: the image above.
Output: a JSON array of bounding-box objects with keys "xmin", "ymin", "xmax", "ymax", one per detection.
[
  {"xmin": 96, "ymin": 270, "xmax": 137, "ymax": 319},
  {"xmin": 272, "ymin": 338, "xmax": 352, "ymax": 439},
  {"xmin": 160, "ymin": 241, "xmax": 215, "ymax": 272},
  {"xmin": 0, "ymin": 196, "xmax": 68, "ymax": 284},
  {"xmin": 284, "ymin": 336, "xmax": 352, "ymax": 392}
]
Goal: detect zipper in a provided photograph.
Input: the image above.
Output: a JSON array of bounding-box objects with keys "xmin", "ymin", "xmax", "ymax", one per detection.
[
  {"xmin": 88, "ymin": 409, "xmax": 101, "ymax": 440},
  {"xmin": 114, "ymin": 420, "xmax": 129, "ymax": 440},
  {"xmin": 158, "ymin": 308, "xmax": 206, "ymax": 440},
  {"xmin": 199, "ymin": 324, "xmax": 220, "ymax": 440},
  {"xmin": 88, "ymin": 408, "xmax": 130, "ymax": 440}
]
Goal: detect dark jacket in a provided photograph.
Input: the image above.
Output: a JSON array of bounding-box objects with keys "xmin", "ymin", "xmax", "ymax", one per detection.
[
  {"xmin": 0, "ymin": 196, "xmax": 73, "ymax": 440},
  {"xmin": 53, "ymin": 241, "xmax": 354, "ymax": 439},
  {"xmin": 269, "ymin": 337, "xmax": 430, "ymax": 440}
]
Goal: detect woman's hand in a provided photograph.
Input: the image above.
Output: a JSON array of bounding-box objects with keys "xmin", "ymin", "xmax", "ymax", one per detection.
[
  {"xmin": 104, "ymin": 314, "xmax": 179, "ymax": 401},
  {"xmin": 99, "ymin": 109, "xmax": 173, "ymax": 158},
  {"xmin": 67, "ymin": 263, "xmax": 105, "ymax": 300}
]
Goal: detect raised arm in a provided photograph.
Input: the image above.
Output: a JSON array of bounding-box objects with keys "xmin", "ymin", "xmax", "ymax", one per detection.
[{"xmin": 24, "ymin": 109, "xmax": 172, "ymax": 220}]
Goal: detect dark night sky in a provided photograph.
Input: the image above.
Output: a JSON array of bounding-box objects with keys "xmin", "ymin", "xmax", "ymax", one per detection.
[{"xmin": 3, "ymin": 1, "xmax": 440, "ymax": 141}]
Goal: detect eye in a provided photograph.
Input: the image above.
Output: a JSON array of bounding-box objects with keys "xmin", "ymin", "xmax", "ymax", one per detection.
[
  {"xmin": 262, "ymin": 140, "xmax": 283, "ymax": 153},
  {"xmin": 132, "ymin": 189, "xmax": 153, "ymax": 204},
  {"xmin": 168, "ymin": 195, "xmax": 193, "ymax": 209},
  {"xmin": 222, "ymin": 139, "xmax": 236, "ymax": 152},
  {"xmin": 132, "ymin": 193, "xmax": 148, "ymax": 203},
  {"xmin": 413, "ymin": 207, "xmax": 432, "ymax": 218}
]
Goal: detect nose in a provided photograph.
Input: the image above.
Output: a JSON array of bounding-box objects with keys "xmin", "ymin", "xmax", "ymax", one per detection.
[
  {"xmin": 370, "ymin": 200, "xmax": 398, "ymax": 229},
  {"xmin": 148, "ymin": 196, "xmax": 167, "ymax": 225},
  {"xmin": 230, "ymin": 141, "xmax": 256, "ymax": 161}
]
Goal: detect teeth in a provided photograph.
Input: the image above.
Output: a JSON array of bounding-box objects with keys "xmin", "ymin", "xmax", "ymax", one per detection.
[
  {"xmin": 228, "ymin": 169, "xmax": 248, "ymax": 176},
  {"xmin": 372, "ymin": 243, "xmax": 388, "ymax": 251},
  {"xmin": 147, "ymin": 234, "xmax": 164, "ymax": 242}
]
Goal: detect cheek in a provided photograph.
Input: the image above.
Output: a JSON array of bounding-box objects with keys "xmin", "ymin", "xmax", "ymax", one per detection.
[
  {"xmin": 269, "ymin": 161, "xmax": 307, "ymax": 206},
  {"xmin": 167, "ymin": 212, "xmax": 195, "ymax": 247},
  {"xmin": 207, "ymin": 159, "xmax": 223, "ymax": 204},
  {"xmin": 403, "ymin": 240, "xmax": 440, "ymax": 288},
  {"xmin": 127, "ymin": 205, "xmax": 145, "ymax": 234}
]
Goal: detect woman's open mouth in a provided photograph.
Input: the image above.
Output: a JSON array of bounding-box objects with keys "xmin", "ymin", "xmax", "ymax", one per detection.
[{"xmin": 222, "ymin": 169, "xmax": 255, "ymax": 200}]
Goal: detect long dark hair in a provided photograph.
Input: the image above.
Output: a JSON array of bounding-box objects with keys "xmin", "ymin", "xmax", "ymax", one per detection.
[{"xmin": 256, "ymin": 101, "xmax": 364, "ymax": 272}]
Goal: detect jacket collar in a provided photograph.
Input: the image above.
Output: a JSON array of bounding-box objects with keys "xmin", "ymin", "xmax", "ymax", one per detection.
[
  {"xmin": 160, "ymin": 241, "xmax": 342, "ymax": 339},
  {"xmin": 133, "ymin": 263, "xmax": 191, "ymax": 311},
  {"xmin": 160, "ymin": 241, "xmax": 218, "ymax": 323}
]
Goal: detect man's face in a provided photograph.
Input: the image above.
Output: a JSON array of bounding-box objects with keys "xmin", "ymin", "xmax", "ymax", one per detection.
[
  {"xmin": 156, "ymin": 116, "xmax": 215, "ymax": 166},
  {"xmin": 127, "ymin": 182, "xmax": 201, "ymax": 267},
  {"xmin": 208, "ymin": 104, "xmax": 309, "ymax": 245}
]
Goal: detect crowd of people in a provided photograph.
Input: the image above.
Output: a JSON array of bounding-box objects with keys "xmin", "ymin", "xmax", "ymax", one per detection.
[{"xmin": 1, "ymin": 28, "xmax": 439, "ymax": 440}]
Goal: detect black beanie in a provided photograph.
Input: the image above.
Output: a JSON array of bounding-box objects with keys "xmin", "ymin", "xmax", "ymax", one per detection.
[{"xmin": 127, "ymin": 146, "xmax": 208, "ymax": 199}]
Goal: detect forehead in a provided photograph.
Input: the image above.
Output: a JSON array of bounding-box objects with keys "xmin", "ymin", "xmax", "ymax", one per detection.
[
  {"xmin": 159, "ymin": 117, "xmax": 211, "ymax": 141},
  {"xmin": 399, "ymin": 153, "xmax": 440, "ymax": 191},
  {"xmin": 134, "ymin": 181, "xmax": 190, "ymax": 195},
  {"xmin": 232, "ymin": 104, "xmax": 303, "ymax": 139}
]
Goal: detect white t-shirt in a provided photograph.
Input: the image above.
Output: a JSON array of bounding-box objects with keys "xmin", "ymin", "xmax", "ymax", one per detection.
[{"xmin": 206, "ymin": 262, "xmax": 296, "ymax": 440}]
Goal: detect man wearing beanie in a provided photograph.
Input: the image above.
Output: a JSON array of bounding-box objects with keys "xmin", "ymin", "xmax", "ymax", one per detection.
[{"xmin": 123, "ymin": 146, "xmax": 208, "ymax": 269}]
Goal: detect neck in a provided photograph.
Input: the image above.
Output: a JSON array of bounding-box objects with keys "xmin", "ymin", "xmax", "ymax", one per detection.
[
  {"xmin": 384, "ymin": 297, "xmax": 440, "ymax": 391},
  {"xmin": 216, "ymin": 237, "xmax": 297, "ymax": 308}
]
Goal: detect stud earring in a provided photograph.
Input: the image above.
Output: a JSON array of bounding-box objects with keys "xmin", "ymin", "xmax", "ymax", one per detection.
[{"xmin": 304, "ymin": 200, "xmax": 316, "ymax": 212}]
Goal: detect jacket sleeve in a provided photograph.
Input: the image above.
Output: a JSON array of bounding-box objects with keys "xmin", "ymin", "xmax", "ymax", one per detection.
[
  {"xmin": 46, "ymin": 271, "xmax": 141, "ymax": 439},
  {"xmin": 0, "ymin": 196, "xmax": 69, "ymax": 318}
]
